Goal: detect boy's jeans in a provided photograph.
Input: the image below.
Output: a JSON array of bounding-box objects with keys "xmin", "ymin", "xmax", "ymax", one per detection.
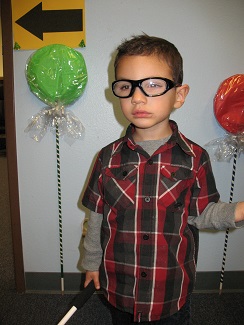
[{"xmin": 108, "ymin": 297, "xmax": 191, "ymax": 325}]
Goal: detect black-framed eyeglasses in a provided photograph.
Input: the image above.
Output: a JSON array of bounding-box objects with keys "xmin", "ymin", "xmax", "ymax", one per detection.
[{"xmin": 112, "ymin": 77, "xmax": 179, "ymax": 98}]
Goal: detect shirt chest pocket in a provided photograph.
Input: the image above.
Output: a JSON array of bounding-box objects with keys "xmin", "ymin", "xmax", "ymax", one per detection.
[
  {"xmin": 158, "ymin": 165, "xmax": 194, "ymax": 208},
  {"xmin": 103, "ymin": 165, "xmax": 138, "ymax": 210}
]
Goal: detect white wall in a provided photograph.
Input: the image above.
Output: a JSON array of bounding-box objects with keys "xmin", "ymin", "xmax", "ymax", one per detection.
[{"xmin": 13, "ymin": 0, "xmax": 244, "ymax": 274}]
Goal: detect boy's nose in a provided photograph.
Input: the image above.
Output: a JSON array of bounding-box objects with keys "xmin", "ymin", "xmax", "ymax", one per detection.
[{"xmin": 131, "ymin": 86, "xmax": 146, "ymax": 104}]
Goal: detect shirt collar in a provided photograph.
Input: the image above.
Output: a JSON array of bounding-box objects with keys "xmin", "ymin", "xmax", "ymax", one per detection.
[
  {"xmin": 168, "ymin": 120, "xmax": 196, "ymax": 157},
  {"xmin": 113, "ymin": 120, "xmax": 196, "ymax": 157}
]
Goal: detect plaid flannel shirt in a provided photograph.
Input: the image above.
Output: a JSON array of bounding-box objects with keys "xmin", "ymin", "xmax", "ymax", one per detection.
[{"xmin": 82, "ymin": 120, "xmax": 220, "ymax": 322}]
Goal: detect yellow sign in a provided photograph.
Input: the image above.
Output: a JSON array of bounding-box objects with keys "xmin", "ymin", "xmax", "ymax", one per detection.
[{"xmin": 12, "ymin": 0, "xmax": 85, "ymax": 50}]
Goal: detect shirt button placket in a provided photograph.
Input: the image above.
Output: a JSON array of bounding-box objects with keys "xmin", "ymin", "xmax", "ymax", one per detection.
[
  {"xmin": 138, "ymin": 157, "xmax": 152, "ymax": 304},
  {"xmin": 144, "ymin": 159, "xmax": 153, "ymax": 204}
]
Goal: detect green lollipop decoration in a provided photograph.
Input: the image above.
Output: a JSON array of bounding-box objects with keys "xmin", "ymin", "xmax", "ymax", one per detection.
[
  {"xmin": 25, "ymin": 44, "xmax": 88, "ymax": 294},
  {"xmin": 25, "ymin": 43, "xmax": 88, "ymax": 143}
]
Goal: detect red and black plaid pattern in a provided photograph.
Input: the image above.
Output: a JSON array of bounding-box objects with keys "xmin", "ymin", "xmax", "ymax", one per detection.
[{"xmin": 82, "ymin": 120, "xmax": 220, "ymax": 322}]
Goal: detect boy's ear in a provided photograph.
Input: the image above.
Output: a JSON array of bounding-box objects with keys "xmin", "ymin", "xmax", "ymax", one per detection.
[{"xmin": 174, "ymin": 84, "xmax": 190, "ymax": 109}]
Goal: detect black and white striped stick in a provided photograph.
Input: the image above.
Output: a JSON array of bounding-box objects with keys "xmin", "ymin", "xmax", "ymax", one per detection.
[
  {"xmin": 56, "ymin": 118, "xmax": 64, "ymax": 294},
  {"xmin": 219, "ymin": 147, "xmax": 238, "ymax": 294}
]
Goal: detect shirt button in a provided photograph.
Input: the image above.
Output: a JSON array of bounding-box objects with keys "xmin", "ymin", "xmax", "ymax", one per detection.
[
  {"xmin": 122, "ymin": 170, "xmax": 128, "ymax": 176},
  {"xmin": 141, "ymin": 272, "xmax": 147, "ymax": 278},
  {"xmin": 148, "ymin": 159, "xmax": 153, "ymax": 165},
  {"xmin": 174, "ymin": 202, "xmax": 182, "ymax": 208},
  {"xmin": 144, "ymin": 196, "xmax": 150, "ymax": 203},
  {"xmin": 143, "ymin": 234, "xmax": 149, "ymax": 240}
]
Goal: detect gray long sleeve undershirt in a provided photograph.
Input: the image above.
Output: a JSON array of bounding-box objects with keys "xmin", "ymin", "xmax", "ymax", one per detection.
[{"xmin": 81, "ymin": 138, "xmax": 243, "ymax": 271}]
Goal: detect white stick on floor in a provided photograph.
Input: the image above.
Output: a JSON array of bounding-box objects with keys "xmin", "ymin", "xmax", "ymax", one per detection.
[{"xmin": 57, "ymin": 306, "xmax": 77, "ymax": 325}]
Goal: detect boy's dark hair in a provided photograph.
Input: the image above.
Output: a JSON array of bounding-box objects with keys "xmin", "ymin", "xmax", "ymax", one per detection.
[{"xmin": 114, "ymin": 34, "xmax": 183, "ymax": 84}]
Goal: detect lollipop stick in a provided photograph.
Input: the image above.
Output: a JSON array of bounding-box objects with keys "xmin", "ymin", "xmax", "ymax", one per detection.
[
  {"xmin": 56, "ymin": 119, "xmax": 64, "ymax": 294},
  {"xmin": 219, "ymin": 148, "xmax": 238, "ymax": 294}
]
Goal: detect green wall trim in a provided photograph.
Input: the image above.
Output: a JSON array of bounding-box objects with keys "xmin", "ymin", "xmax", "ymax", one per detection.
[
  {"xmin": 195, "ymin": 271, "xmax": 244, "ymax": 292},
  {"xmin": 25, "ymin": 271, "xmax": 244, "ymax": 293}
]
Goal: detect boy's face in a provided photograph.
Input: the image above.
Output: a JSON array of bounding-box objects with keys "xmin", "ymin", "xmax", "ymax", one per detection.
[{"xmin": 115, "ymin": 55, "xmax": 189, "ymax": 140}]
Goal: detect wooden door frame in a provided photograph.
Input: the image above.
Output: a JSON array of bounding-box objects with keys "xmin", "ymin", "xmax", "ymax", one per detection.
[{"xmin": 1, "ymin": 0, "xmax": 25, "ymax": 292}]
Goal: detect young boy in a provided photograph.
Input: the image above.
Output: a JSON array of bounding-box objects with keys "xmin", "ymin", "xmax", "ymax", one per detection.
[{"xmin": 81, "ymin": 35, "xmax": 244, "ymax": 324}]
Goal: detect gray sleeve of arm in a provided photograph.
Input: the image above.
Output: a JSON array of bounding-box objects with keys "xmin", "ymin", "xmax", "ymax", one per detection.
[
  {"xmin": 81, "ymin": 211, "xmax": 103, "ymax": 271},
  {"xmin": 188, "ymin": 202, "xmax": 244, "ymax": 230}
]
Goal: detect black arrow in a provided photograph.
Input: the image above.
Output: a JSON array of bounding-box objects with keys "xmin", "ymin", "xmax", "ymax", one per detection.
[{"xmin": 15, "ymin": 2, "xmax": 83, "ymax": 41}]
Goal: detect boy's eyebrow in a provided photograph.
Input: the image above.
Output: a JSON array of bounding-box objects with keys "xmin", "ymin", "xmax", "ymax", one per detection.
[{"xmin": 115, "ymin": 76, "xmax": 170, "ymax": 80}]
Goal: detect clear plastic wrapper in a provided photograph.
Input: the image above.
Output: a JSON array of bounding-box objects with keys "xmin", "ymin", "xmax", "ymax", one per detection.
[
  {"xmin": 205, "ymin": 134, "xmax": 244, "ymax": 162},
  {"xmin": 25, "ymin": 106, "xmax": 85, "ymax": 145}
]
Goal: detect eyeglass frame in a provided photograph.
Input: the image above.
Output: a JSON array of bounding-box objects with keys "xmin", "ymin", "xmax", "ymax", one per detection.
[{"xmin": 112, "ymin": 77, "xmax": 181, "ymax": 98}]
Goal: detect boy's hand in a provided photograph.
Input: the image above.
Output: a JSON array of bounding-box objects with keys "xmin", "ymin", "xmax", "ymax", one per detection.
[
  {"xmin": 235, "ymin": 202, "xmax": 244, "ymax": 223},
  {"xmin": 84, "ymin": 271, "xmax": 100, "ymax": 290}
]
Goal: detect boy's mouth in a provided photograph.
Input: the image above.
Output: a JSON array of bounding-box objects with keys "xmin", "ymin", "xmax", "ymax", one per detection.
[{"xmin": 132, "ymin": 110, "xmax": 151, "ymax": 118}]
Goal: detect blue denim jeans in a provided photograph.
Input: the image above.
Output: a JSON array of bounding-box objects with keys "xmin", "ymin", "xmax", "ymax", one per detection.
[{"xmin": 108, "ymin": 297, "xmax": 191, "ymax": 325}]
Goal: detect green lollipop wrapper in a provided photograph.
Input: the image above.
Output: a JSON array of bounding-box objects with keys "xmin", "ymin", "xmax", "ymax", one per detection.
[
  {"xmin": 25, "ymin": 44, "xmax": 88, "ymax": 144},
  {"xmin": 26, "ymin": 44, "xmax": 88, "ymax": 106}
]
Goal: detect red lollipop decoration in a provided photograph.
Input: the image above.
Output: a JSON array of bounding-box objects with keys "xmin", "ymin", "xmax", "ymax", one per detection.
[
  {"xmin": 214, "ymin": 74, "xmax": 244, "ymax": 135},
  {"xmin": 209, "ymin": 74, "xmax": 244, "ymax": 294}
]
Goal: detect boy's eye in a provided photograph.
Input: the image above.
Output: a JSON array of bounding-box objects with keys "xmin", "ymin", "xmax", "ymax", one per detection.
[
  {"xmin": 144, "ymin": 80, "xmax": 165, "ymax": 89},
  {"xmin": 149, "ymin": 82, "xmax": 159, "ymax": 88},
  {"xmin": 120, "ymin": 83, "xmax": 131, "ymax": 90},
  {"xmin": 115, "ymin": 82, "xmax": 131, "ymax": 93}
]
